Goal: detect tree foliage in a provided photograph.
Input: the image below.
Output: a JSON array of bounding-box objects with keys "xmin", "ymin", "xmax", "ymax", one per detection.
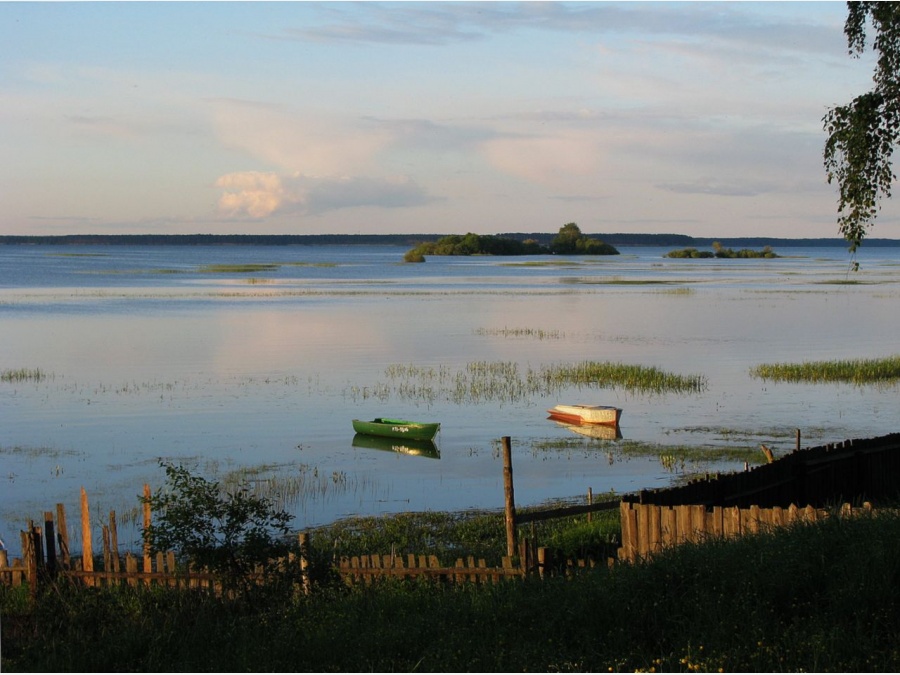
[
  {"xmin": 824, "ymin": 2, "xmax": 900, "ymax": 251},
  {"xmin": 549, "ymin": 222, "xmax": 619, "ymax": 255},
  {"xmin": 142, "ymin": 461, "xmax": 295, "ymax": 595},
  {"xmin": 403, "ymin": 224, "xmax": 619, "ymax": 260}
]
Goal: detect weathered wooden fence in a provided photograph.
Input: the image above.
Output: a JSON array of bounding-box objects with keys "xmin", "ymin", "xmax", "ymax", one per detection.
[
  {"xmin": 618, "ymin": 500, "xmax": 874, "ymax": 563},
  {"xmin": 340, "ymin": 552, "xmax": 523, "ymax": 584},
  {"xmin": 0, "ymin": 487, "xmax": 309, "ymax": 596}
]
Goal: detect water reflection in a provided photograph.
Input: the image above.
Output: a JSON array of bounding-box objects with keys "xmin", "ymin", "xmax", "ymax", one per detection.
[
  {"xmin": 552, "ymin": 420, "xmax": 623, "ymax": 441},
  {"xmin": 351, "ymin": 434, "xmax": 441, "ymax": 459}
]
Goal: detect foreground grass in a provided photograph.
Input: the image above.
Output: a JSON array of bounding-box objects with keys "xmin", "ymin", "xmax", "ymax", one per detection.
[{"xmin": 4, "ymin": 509, "xmax": 900, "ymax": 672}]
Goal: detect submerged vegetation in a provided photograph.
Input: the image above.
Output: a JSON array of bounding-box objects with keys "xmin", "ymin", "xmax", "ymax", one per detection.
[{"xmin": 751, "ymin": 354, "xmax": 900, "ymax": 385}]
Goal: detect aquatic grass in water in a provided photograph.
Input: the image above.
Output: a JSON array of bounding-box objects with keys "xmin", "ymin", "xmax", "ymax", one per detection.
[
  {"xmin": 750, "ymin": 355, "xmax": 900, "ymax": 385},
  {"xmin": 197, "ymin": 263, "xmax": 281, "ymax": 274},
  {"xmin": 529, "ymin": 437, "xmax": 761, "ymax": 470},
  {"xmin": 541, "ymin": 361, "xmax": 707, "ymax": 395},
  {"xmin": 474, "ymin": 326, "xmax": 564, "ymax": 340},
  {"xmin": 348, "ymin": 360, "xmax": 708, "ymax": 404},
  {"xmin": 1, "ymin": 367, "xmax": 49, "ymax": 383}
]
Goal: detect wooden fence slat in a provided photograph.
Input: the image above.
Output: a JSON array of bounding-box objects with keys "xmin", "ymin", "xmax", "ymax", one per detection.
[
  {"xmin": 56, "ymin": 503, "xmax": 70, "ymax": 568},
  {"xmin": 110, "ymin": 511, "xmax": 121, "ymax": 573},
  {"xmin": 102, "ymin": 526, "xmax": 111, "ymax": 579},
  {"xmin": 80, "ymin": 488, "xmax": 93, "ymax": 586}
]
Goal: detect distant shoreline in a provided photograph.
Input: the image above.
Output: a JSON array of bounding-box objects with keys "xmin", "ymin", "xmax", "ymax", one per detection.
[{"xmin": 1, "ymin": 233, "xmax": 899, "ymax": 247}]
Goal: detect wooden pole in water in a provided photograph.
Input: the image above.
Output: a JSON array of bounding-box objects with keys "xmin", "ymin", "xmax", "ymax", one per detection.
[{"xmin": 502, "ymin": 436, "xmax": 517, "ymax": 558}]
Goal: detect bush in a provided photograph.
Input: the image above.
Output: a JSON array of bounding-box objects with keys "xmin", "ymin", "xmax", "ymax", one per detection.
[{"xmin": 142, "ymin": 461, "xmax": 296, "ymax": 596}]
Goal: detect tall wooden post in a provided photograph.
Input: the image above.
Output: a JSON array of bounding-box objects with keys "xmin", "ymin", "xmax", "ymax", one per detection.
[
  {"xmin": 795, "ymin": 428, "xmax": 801, "ymax": 452},
  {"xmin": 80, "ymin": 487, "xmax": 94, "ymax": 586},
  {"xmin": 587, "ymin": 487, "xmax": 593, "ymax": 523},
  {"xmin": 502, "ymin": 436, "xmax": 517, "ymax": 558}
]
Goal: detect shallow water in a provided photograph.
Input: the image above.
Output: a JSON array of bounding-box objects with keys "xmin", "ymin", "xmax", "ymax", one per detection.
[{"xmin": 2, "ymin": 243, "xmax": 899, "ymax": 555}]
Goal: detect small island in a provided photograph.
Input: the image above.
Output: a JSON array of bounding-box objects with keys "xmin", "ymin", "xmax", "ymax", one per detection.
[
  {"xmin": 665, "ymin": 242, "xmax": 779, "ymax": 259},
  {"xmin": 404, "ymin": 223, "xmax": 619, "ymax": 262}
]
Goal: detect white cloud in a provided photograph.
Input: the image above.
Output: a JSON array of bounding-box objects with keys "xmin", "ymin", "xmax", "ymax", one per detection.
[
  {"xmin": 216, "ymin": 171, "xmax": 432, "ymax": 218},
  {"xmin": 216, "ymin": 172, "xmax": 285, "ymax": 218}
]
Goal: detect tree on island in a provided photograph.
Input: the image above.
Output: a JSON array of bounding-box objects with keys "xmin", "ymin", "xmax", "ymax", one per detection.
[
  {"xmin": 549, "ymin": 222, "xmax": 618, "ymax": 255},
  {"xmin": 824, "ymin": 2, "xmax": 900, "ymax": 252},
  {"xmin": 403, "ymin": 223, "xmax": 618, "ymax": 261}
]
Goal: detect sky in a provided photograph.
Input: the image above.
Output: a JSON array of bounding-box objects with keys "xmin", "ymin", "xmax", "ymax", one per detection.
[{"xmin": 2, "ymin": 1, "xmax": 898, "ymax": 239}]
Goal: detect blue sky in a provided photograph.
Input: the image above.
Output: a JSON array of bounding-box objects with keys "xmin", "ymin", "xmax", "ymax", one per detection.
[{"xmin": 2, "ymin": 1, "xmax": 897, "ymax": 239}]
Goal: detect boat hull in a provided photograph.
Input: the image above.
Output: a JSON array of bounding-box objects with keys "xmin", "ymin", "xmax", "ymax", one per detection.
[
  {"xmin": 547, "ymin": 404, "xmax": 621, "ymax": 426},
  {"xmin": 352, "ymin": 418, "xmax": 440, "ymax": 442}
]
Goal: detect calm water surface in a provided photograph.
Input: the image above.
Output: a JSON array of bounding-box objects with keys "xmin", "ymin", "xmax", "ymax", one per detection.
[{"xmin": 2, "ymin": 244, "xmax": 899, "ymax": 555}]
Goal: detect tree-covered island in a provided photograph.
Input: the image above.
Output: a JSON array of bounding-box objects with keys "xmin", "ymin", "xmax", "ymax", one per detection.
[
  {"xmin": 665, "ymin": 242, "xmax": 779, "ymax": 259},
  {"xmin": 403, "ymin": 222, "xmax": 619, "ymax": 262}
]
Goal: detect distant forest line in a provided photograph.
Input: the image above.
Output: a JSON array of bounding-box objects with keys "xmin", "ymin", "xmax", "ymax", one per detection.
[{"xmin": 1, "ymin": 233, "xmax": 899, "ymax": 247}]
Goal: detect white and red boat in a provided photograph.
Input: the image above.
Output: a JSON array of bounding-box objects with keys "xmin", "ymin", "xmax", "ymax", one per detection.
[{"xmin": 547, "ymin": 404, "xmax": 622, "ymax": 427}]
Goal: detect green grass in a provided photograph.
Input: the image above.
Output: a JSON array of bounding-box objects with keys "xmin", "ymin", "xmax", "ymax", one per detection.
[
  {"xmin": 751, "ymin": 354, "xmax": 900, "ymax": 385},
  {"xmin": 5, "ymin": 508, "xmax": 900, "ymax": 672}
]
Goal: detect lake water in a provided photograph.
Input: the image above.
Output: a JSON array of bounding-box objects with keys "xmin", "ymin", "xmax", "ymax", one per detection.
[{"xmin": 2, "ymin": 243, "xmax": 899, "ymax": 556}]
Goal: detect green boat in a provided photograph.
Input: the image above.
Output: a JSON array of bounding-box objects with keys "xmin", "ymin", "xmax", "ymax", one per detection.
[{"xmin": 351, "ymin": 418, "xmax": 441, "ymax": 442}]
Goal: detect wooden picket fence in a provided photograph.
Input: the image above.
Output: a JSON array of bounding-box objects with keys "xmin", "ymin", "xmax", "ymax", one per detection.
[
  {"xmin": 618, "ymin": 500, "xmax": 874, "ymax": 562},
  {"xmin": 339, "ymin": 552, "xmax": 523, "ymax": 584}
]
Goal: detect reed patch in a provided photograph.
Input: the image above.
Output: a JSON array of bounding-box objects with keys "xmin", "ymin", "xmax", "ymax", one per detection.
[
  {"xmin": 1, "ymin": 367, "xmax": 50, "ymax": 383},
  {"xmin": 750, "ymin": 354, "xmax": 900, "ymax": 385},
  {"xmin": 347, "ymin": 360, "xmax": 707, "ymax": 404}
]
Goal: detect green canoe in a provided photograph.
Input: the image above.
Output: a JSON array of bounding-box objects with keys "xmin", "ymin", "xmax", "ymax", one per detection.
[{"xmin": 351, "ymin": 418, "xmax": 441, "ymax": 442}]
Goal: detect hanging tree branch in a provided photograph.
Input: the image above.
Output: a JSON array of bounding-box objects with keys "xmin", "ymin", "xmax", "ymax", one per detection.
[{"xmin": 823, "ymin": 2, "xmax": 900, "ymax": 252}]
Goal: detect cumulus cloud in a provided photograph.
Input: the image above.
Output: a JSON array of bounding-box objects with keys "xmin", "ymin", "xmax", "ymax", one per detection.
[
  {"xmin": 216, "ymin": 171, "xmax": 432, "ymax": 218},
  {"xmin": 216, "ymin": 172, "xmax": 285, "ymax": 218}
]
